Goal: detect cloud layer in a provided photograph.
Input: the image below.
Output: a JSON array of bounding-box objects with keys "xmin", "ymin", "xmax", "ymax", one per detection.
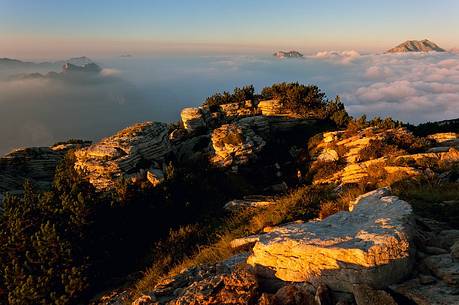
[
  {"xmin": 340, "ymin": 52, "xmax": 459, "ymax": 122},
  {"xmin": 1, "ymin": 52, "xmax": 458, "ymax": 154}
]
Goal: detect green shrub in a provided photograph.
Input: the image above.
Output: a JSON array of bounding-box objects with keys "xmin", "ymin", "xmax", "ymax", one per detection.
[{"xmin": 202, "ymin": 85, "xmax": 255, "ymax": 111}]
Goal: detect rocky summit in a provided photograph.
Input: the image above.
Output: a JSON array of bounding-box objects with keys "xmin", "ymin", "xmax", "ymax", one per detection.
[
  {"xmin": 386, "ymin": 39, "xmax": 446, "ymax": 53},
  {"xmin": 74, "ymin": 121, "xmax": 170, "ymax": 190}
]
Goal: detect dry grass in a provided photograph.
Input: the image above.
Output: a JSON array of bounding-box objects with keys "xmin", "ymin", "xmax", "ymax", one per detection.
[
  {"xmin": 133, "ymin": 184, "xmax": 341, "ymax": 296},
  {"xmin": 393, "ymin": 181, "xmax": 459, "ymax": 227}
]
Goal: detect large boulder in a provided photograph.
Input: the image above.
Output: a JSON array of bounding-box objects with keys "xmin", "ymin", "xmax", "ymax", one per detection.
[
  {"xmin": 247, "ymin": 188, "xmax": 415, "ymax": 292},
  {"xmin": 74, "ymin": 122, "xmax": 170, "ymax": 190}
]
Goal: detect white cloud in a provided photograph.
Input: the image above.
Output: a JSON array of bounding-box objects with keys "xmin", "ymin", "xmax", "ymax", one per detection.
[
  {"xmin": 343, "ymin": 52, "xmax": 459, "ymax": 122},
  {"xmin": 311, "ymin": 50, "xmax": 361, "ymax": 64}
]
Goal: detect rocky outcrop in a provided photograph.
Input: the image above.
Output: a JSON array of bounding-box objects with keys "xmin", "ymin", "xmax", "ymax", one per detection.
[
  {"xmin": 0, "ymin": 141, "xmax": 90, "ymax": 197},
  {"xmin": 247, "ymin": 188, "xmax": 415, "ymax": 292},
  {"xmin": 74, "ymin": 122, "xmax": 170, "ymax": 190},
  {"xmin": 219, "ymin": 101, "xmax": 258, "ymax": 118},
  {"xmin": 180, "ymin": 108, "xmax": 207, "ymax": 133},
  {"xmin": 311, "ymin": 127, "xmax": 459, "ymax": 186},
  {"xmin": 210, "ymin": 122, "xmax": 266, "ymax": 169},
  {"xmin": 427, "ymin": 132, "xmax": 458, "ymax": 146},
  {"xmin": 257, "ymin": 100, "xmax": 293, "ymax": 117},
  {"xmin": 386, "ymin": 39, "xmax": 445, "ymax": 53},
  {"xmin": 131, "ymin": 253, "xmax": 255, "ymax": 305}
]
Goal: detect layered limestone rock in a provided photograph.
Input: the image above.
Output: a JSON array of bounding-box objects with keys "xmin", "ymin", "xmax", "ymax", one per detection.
[
  {"xmin": 257, "ymin": 99, "xmax": 293, "ymax": 117},
  {"xmin": 310, "ymin": 127, "xmax": 459, "ymax": 186},
  {"xmin": 0, "ymin": 142, "xmax": 90, "ymax": 196},
  {"xmin": 180, "ymin": 107, "xmax": 207, "ymax": 132},
  {"xmin": 427, "ymin": 132, "xmax": 458, "ymax": 145},
  {"xmin": 74, "ymin": 122, "xmax": 170, "ymax": 190},
  {"xmin": 210, "ymin": 122, "xmax": 266, "ymax": 168},
  {"xmin": 219, "ymin": 100, "xmax": 258, "ymax": 118},
  {"xmin": 247, "ymin": 188, "xmax": 415, "ymax": 292}
]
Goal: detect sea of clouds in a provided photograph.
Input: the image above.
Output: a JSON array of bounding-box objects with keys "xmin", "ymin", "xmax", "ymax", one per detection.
[{"xmin": 0, "ymin": 51, "xmax": 458, "ymax": 154}]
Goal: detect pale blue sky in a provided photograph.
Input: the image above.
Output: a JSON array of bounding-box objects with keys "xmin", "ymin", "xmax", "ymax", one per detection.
[{"xmin": 1, "ymin": 0, "xmax": 458, "ymax": 58}]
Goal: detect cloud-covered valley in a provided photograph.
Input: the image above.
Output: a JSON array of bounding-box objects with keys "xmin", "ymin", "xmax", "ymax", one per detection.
[{"xmin": 0, "ymin": 52, "xmax": 458, "ymax": 155}]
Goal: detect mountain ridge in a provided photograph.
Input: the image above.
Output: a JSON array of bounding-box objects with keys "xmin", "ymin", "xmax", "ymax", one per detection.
[{"xmin": 386, "ymin": 39, "xmax": 446, "ymax": 53}]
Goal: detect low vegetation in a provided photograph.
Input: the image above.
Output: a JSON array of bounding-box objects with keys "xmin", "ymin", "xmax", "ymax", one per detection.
[
  {"xmin": 203, "ymin": 82, "xmax": 350, "ymax": 127},
  {"xmin": 133, "ymin": 183, "xmax": 359, "ymax": 296}
]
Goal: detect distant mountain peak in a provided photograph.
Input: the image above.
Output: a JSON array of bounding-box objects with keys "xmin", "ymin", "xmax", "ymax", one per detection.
[
  {"xmin": 62, "ymin": 62, "xmax": 101, "ymax": 73},
  {"xmin": 273, "ymin": 50, "xmax": 303, "ymax": 59},
  {"xmin": 386, "ymin": 39, "xmax": 446, "ymax": 53}
]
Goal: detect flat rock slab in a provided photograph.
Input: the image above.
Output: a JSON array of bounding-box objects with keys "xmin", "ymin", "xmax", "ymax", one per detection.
[{"xmin": 247, "ymin": 188, "xmax": 415, "ymax": 292}]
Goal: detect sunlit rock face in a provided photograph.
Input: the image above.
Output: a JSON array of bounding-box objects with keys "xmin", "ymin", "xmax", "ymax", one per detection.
[
  {"xmin": 247, "ymin": 188, "xmax": 415, "ymax": 292},
  {"xmin": 74, "ymin": 121, "xmax": 170, "ymax": 190},
  {"xmin": 210, "ymin": 122, "xmax": 266, "ymax": 168},
  {"xmin": 310, "ymin": 127, "xmax": 459, "ymax": 186},
  {"xmin": 219, "ymin": 100, "xmax": 259, "ymax": 118},
  {"xmin": 180, "ymin": 107, "xmax": 207, "ymax": 133}
]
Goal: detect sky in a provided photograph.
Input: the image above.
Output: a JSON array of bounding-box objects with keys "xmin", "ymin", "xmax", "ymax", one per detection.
[{"xmin": 1, "ymin": 0, "xmax": 459, "ymax": 59}]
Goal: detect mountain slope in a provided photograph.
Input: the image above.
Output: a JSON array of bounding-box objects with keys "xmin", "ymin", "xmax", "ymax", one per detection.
[{"xmin": 386, "ymin": 39, "xmax": 446, "ymax": 53}]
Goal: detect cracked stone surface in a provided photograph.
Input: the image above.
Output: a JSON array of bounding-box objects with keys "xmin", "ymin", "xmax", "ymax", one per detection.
[{"xmin": 247, "ymin": 188, "xmax": 415, "ymax": 292}]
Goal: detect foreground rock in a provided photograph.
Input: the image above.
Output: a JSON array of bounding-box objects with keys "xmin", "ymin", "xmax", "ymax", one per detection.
[
  {"xmin": 132, "ymin": 253, "xmax": 259, "ymax": 305},
  {"xmin": 75, "ymin": 122, "xmax": 170, "ymax": 190},
  {"xmin": 247, "ymin": 188, "xmax": 415, "ymax": 292}
]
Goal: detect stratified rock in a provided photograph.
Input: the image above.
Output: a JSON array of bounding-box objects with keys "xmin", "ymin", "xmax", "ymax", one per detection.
[
  {"xmin": 0, "ymin": 141, "xmax": 90, "ymax": 197},
  {"xmin": 352, "ymin": 284, "xmax": 397, "ymax": 305},
  {"xmin": 247, "ymin": 189, "xmax": 415, "ymax": 292},
  {"xmin": 210, "ymin": 123, "xmax": 266, "ymax": 168},
  {"xmin": 219, "ymin": 101, "xmax": 258, "ymax": 118},
  {"xmin": 181, "ymin": 108, "xmax": 207, "ymax": 133},
  {"xmin": 75, "ymin": 122, "xmax": 170, "ymax": 190},
  {"xmin": 257, "ymin": 100, "xmax": 293, "ymax": 117},
  {"xmin": 427, "ymin": 132, "xmax": 459, "ymax": 147}
]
